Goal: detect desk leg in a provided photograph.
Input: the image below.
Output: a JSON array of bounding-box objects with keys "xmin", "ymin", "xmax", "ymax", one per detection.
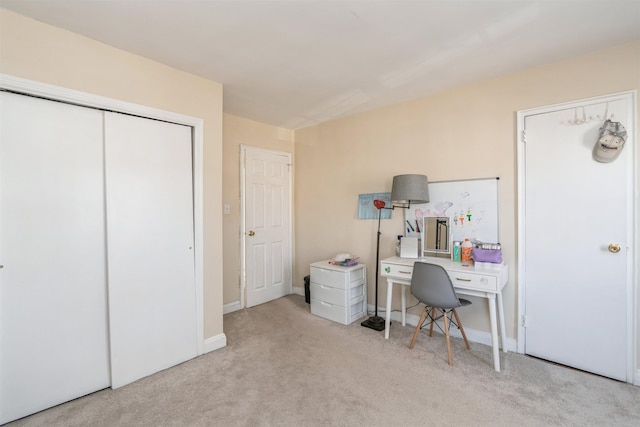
[
  {"xmin": 487, "ymin": 295, "xmax": 500, "ymax": 372},
  {"xmin": 384, "ymin": 279, "xmax": 393, "ymax": 339},
  {"xmin": 401, "ymin": 284, "xmax": 406, "ymax": 326},
  {"xmin": 497, "ymin": 290, "xmax": 507, "ymax": 353}
]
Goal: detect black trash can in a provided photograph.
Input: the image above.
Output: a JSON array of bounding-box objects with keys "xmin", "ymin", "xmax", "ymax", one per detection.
[{"xmin": 304, "ymin": 275, "xmax": 310, "ymax": 304}]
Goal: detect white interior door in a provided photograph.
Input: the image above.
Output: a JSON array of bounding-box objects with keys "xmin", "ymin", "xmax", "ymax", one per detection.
[
  {"xmin": 243, "ymin": 147, "xmax": 292, "ymax": 308},
  {"xmin": 0, "ymin": 92, "xmax": 110, "ymax": 423},
  {"xmin": 521, "ymin": 94, "xmax": 634, "ymax": 381},
  {"xmin": 105, "ymin": 112, "xmax": 198, "ymax": 388}
]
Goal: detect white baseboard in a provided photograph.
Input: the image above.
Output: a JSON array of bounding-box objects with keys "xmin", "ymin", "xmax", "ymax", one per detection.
[
  {"xmin": 223, "ymin": 300, "xmax": 242, "ymax": 314},
  {"xmin": 635, "ymin": 369, "xmax": 640, "ymax": 386},
  {"xmin": 203, "ymin": 333, "xmax": 227, "ymax": 354},
  {"xmin": 367, "ymin": 304, "xmax": 518, "ymax": 353},
  {"xmin": 225, "ymin": 288, "xmax": 304, "ymax": 315}
]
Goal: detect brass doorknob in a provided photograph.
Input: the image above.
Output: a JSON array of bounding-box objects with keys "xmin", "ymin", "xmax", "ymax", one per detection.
[
  {"xmin": 248, "ymin": 230, "xmax": 255, "ymax": 236},
  {"xmin": 608, "ymin": 243, "xmax": 621, "ymax": 253}
]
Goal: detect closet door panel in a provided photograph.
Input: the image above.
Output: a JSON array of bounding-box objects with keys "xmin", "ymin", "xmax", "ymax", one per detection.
[
  {"xmin": 104, "ymin": 112, "xmax": 197, "ymax": 389},
  {"xmin": 0, "ymin": 92, "xmax": 110, "ymax": 424}
]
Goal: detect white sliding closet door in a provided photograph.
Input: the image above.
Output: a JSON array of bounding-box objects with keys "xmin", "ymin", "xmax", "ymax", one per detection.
[
  {"xmin": 104, "ymin": 112, "xmax": 198, "ymax": 388},
  {"xmin": 0, "ymin": 92, "xmax": 110, "ymax": 424}
]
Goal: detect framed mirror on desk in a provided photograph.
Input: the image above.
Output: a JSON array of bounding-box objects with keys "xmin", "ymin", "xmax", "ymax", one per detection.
[{"xmin": 422, "ymin": 216, "xmax": 450, "ymax": 256}]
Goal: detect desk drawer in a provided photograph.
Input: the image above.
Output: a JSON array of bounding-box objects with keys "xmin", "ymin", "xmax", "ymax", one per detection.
[
  {"xmin": 381, "ymin": 262, "xmax": 413, "ymax": 281},
  {"xmin": 448, "ymin": 271, "xmax": 498, "ymax": 292}
]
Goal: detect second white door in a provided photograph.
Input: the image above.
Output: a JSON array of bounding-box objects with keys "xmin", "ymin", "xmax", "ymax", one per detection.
[
  {"xmin": 520, "ymin": 93, "xmax": 634, "ymax": 381},
  {"xmin": 243, "ymin": 147, "xmax": 292, "ymax": 308}
]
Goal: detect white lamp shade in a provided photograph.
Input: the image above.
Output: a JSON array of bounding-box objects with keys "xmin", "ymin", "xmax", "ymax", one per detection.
[{"xmin": 391, "ymin": 174, "xmax": 429, "ymax": 204}]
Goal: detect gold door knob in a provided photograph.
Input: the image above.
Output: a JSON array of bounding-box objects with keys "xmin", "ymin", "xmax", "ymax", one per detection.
[
  {"xmin": 248, "ymin": 230, "xmax": 255, "ymax": 236},
  {"xmin": 608, "ymin": 243, "xmax": 621, "ymax": 253}
]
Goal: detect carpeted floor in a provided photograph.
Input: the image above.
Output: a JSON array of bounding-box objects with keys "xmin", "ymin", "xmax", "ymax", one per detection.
[{"xmin": 7, "ymin": 294, "xmax": 640, "ymax": 426}]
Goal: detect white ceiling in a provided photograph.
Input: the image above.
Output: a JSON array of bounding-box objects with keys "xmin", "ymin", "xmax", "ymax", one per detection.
[{"xmin": 2, "ymin": 0, "xmax": 639, "ymax": 129}]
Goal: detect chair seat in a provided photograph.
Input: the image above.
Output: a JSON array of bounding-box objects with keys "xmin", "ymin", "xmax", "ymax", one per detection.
[{"xmin": 459, "ymin": 298, "xmax": 472, "ymax": 307}]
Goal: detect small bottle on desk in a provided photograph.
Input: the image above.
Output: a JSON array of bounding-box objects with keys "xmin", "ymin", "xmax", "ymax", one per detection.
[
  {"xmin": 452, "ymin": 241, "xmax": 461, "ymax": 261},
  {"xmin": 461, "ymin": 238, "xmax": 473, "ymax": 262}
]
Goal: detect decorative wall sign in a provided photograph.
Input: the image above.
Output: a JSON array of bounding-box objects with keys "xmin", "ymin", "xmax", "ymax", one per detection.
[{"xmin": 358, "ymin": 192, "xmax": 392, "ymax": 219}]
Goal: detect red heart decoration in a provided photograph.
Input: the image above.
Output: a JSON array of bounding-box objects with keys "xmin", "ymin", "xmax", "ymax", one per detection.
[{"xmin": 373, "ymin": 199, "xmax": 386, "ymax": 209}]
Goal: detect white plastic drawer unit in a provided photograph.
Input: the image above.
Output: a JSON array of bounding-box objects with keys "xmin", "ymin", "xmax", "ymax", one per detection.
[{"xmin": 309, "ymin": 260, "xmax": 367, "ymax": 325}]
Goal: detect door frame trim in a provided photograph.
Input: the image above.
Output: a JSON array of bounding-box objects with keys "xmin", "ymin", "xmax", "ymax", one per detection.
[
  {"xmin": 0, "ymin": 74, "xmax": 206, "ymax": 356},
  {"xmin": 239, "ymin": 145, "xmax": 293, "ymax": 308},
  {"xmin": 516, "ymin": 90, "xmax": 638, "ymax": 384}
]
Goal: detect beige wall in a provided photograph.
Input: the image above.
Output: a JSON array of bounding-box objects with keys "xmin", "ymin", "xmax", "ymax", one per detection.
[
  {"xmin": 294, "ymin": 41, "xmax": 640, "ymax": 356},
  {"xmin": 0, "ymin": 9, "xmax": 225, "ymax": 340},
  {"xmin": 222, "ymin": 114, "xmax": 294, "ymax": 305}
]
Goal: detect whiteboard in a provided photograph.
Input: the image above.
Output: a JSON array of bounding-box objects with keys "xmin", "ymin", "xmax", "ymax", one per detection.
[{"xmin": 404, "ymin": 177, "xmax": 499, "ymax": 244}]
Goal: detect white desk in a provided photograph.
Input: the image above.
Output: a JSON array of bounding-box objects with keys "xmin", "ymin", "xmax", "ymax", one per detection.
[{"xmin": 380, "ymin": 256, "xmax": 508, "ymax": 372}]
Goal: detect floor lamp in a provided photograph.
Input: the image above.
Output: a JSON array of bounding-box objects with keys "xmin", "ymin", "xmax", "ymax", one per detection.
[{"xmin": 361, "ymin": 174, "xmax": 430, "ymax": 332}]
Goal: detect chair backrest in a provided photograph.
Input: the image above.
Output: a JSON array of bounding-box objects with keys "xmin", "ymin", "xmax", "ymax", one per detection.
[{"xmin": 410, "ymin": 262, "xmax": 462, "ymax": 309}]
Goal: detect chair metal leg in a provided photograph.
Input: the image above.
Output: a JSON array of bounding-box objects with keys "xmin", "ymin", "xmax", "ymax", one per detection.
[
  {"xmin": 409, "ymin": 306, "xmax": 428, "ymax": 349},
  {"xmin": 411, "ymin": 305, "xmax": 469, "ymax": 366},
  {"xmin": 443, "ymin": 309, "xmax": 453, "ymax": 366},
  {"xmin": 452, "ymin": 308, "xmax": 471, "ymax": 350}
]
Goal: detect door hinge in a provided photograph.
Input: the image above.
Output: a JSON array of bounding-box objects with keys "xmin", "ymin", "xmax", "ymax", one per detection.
[
  {"xmin": 521, "ymin": 130, "xmax": 527, "ymax": 143},
  {"xmin": 521, "ymin": 315, "xmax": 528, "ymax": 327}
]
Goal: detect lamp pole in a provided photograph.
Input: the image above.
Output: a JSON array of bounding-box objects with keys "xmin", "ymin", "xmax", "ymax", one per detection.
[{"xmin": 361, "ymin": 201, "xmax": 386, "ymax": 331}]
